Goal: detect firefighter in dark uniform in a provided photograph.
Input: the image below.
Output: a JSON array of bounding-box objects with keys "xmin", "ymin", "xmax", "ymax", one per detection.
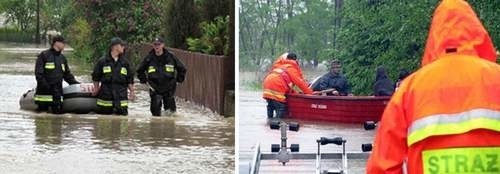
[
  {"xmin": 136, "ymin": 37, "xmax": 187, "ymax": 116},
  {"xmin": 34, "ymin": 35, "xmax": 79, "ymax": 114},
  {"xmin": 91, "ymin": 37, "xmax": 135, "ymax": 115}
]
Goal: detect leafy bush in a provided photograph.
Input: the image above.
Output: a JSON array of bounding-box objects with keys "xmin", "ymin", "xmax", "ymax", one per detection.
[
  {"xmin": 67, "ymin": 18, "xmax": 92, "ymax": 62},
  {"xmin": 187, "ymin": 16, "xmax": 229, "ymax": 55},
  {"xmin": 72, "ymin": 0, "xmax": 165, "ymax": 63}
]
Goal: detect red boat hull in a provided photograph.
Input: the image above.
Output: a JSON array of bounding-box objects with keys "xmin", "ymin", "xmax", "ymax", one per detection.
[{"xmin": 286, "ymin": 94, "xmax": 390, "ymax": 123}]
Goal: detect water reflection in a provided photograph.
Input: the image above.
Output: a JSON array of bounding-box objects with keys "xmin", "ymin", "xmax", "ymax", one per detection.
[
  {"xmin": 31, "ymin": 116, "xmax": 234, "ymax": 149},
  {"xmin": 34, "ymin": 116, "xmax": 63, "ymax": 144}
]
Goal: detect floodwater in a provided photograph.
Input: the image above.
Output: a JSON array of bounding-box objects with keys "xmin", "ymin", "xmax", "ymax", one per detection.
[
  {"xmin": 238, "ymin": 90, "xmax": 376, "ymax": 174},
  {"xmin": 0, "ymin": 45, "xmax": 234, "ymax": 174}
]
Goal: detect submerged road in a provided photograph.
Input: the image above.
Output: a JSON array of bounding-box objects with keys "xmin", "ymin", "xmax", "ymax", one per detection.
[
  {"xmin": 0, "ymin": 46, "xmax": 234, "ymax": 174},
  {"xmin": 239, "ymin": 90, "xmax": 376, "ymax": 174}
]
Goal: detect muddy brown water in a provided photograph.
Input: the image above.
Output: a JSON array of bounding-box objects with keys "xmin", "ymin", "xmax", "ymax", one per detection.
[
  {"xmin": 238, "ymin": 90, "xmax": 376, "ymax": 174},
  {"xmin": 0, "ymin": 47, "xmax": 234, "ymax": 174}
]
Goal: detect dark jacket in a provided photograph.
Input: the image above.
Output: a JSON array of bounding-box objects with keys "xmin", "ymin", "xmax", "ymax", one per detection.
[
  {"xmin": 312, "ymin": 72, "xmax": 351, "ymax": 96},
  {"xmin": 373, "ymin": 67, "xmax": 394, "ymax": 96},
  {"xmin": 35, "ymin": 48, "xmax": 78, "ymax": 98},
  {"xmin": 395, "ymin": 69, "xmax": 410, "ymax": 90},
  {"xmin": 136, "ymin": 49, "xmax": 187, "ymax": 94},
  {"xmin": 92, "ymin": 54, "xmax": 134, "ymax": 101}
]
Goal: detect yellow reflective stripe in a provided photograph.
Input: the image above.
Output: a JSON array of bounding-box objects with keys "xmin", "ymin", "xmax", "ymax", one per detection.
[
  {"xmin": 165, "ymin": 64, "xmax": 174, "ymax": 72},
  {"xmin": 422, "ymin": 147, "xmax": 500, "ymax": 174},
  {"xmin": 61, "ymin": 63, "xmax": 65, "ymax": 72},
  {"xmin": 44, "ymin": 62, "xmax": 55, "ymax": 69},
  {"xmin": 34, "ymin": 95, "xmax": 53, "ymax": 102},
  {"xmin": 102, "ymin": 66, "xmax": 111, "ymax": 73},
  {"xmin": 96, "ymin": 99, "xmax": 128, "ymax": 107},
  {"xmin": 408, "ymin": 109, "xmax": 500, "ymax": 146},
  {"xmin": 120, "ymin": 67, "xmax": 127, "ymax": 75},
  {"xmin": 263, "ymin": 89, "xmax": 286, "ymax": 99},
  {"xmin": 96, "ymin": 99, "xmax": 113, "ymax": 107},
  {"xmin": 120, "ymin": 100, "xmax": 128, "ymax": 107},
  {"xmin": 148, "ymin": 66, "xmax": 156, "ymax": 73}
]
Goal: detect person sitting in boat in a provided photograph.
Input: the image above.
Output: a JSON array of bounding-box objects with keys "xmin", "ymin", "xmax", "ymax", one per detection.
[
  {"xmin": 373, "ymin": 66, "xmax": 394, "ymax": 96},
  {"xmin": 394, "ymin": 68, "xmax": 409, "ymax": 91},
  {"xmin": 311, "ymin": 59, "xmax": 352, "ymax": 96},
  {"xmin": 262, "ymin": 52, "xmax": 313, "ymax": 118}
]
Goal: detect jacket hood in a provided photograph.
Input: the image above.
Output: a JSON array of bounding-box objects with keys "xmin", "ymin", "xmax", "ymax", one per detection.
[
  {"xmin": 271, "ymin": 53, "xmax": 300, "ymax": 70},
  {"xmin": 421, "ymin": 0, "xmax": 496, "ymax": 66}
]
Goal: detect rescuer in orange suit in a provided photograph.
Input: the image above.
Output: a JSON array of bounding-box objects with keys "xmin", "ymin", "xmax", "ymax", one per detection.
[
  {"xmin": 366, "ymin": 0, "xmax": 500, "ymax": 173},
  {"xmin": 262, "ymin": 52, "xmax": 313, "ymax": 118}
]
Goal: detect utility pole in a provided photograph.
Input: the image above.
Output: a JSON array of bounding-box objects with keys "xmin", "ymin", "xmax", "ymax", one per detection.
[{"xmin": 36, "ymin": 0, "xmax": 40, "ymax": 44}]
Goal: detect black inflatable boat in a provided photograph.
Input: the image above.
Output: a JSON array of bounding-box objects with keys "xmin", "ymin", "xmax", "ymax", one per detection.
[{"xmin": 20, "ymin": 84, "xmax": 98, "ymax": 114}]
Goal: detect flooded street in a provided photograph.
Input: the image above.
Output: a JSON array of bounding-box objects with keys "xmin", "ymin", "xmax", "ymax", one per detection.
[
  {"xmin": 0, "ymin": 46, "xmax": 234, "ymax": 174},
  {"xmin": 239, "ymin": 90, "xmax": 375, "ymax": 174}
]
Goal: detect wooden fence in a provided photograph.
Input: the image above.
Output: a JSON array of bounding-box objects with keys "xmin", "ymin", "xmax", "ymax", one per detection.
[
  {"xmin": 135, "ymin": 44, "xmax": 234, "ymax": 115},
  {"xmin": 168, "ymin": 48, "xmax": 233, "ymax": 114}
]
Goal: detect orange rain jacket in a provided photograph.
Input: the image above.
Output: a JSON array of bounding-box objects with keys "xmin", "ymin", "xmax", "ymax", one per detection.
[
  {"xmin": 262, "ymin": 53, "xmax": 313, "ymax": 102},
  {"xmin": 367, "ymin": 0, "xmax": 500, "ymax": 173}
]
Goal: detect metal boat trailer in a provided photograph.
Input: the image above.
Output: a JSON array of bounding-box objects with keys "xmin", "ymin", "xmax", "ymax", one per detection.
[{"xmin": 240, "ymin": 120, "xmax": 375, "ymax": 174}]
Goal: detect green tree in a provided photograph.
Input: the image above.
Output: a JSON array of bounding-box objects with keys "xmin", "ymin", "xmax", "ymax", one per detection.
[
  {"xmin": 333, "ymin": 1, "xmax": 437, "ymax": 94},
  {"xmin": 282, "ymin": 0, "xmax": 335, "ymax": 66},
  {"xmin": 72, "ymin": 0, "xmax": 165, "ymax": 61},
  {"xmin": 40, "ymin": 0, "xmax": 72, "ymax": 39},
  {"xmin": 164, "ymin": 0, "xmax": 200, "ymax": 49},
  {"xmin": 187, "ymin": 16, "xmax": 229, "ymax": 55},
  {"xmin": 199, "ymin": 0, "xmax": 230, "ymax": 22},
  {"xmin": 240, "ymin": 0, "xmax": 500, "ymax": 94},
  {"xmin": 67, "ymin": 18, "xmax": 92, "ymax": 62},
  {"xmin": 0, "ymin": 0, "xmax": 37, "ymax": 31}
]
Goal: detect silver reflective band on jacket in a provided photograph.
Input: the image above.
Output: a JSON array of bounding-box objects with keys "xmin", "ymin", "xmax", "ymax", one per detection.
[{"xmin": 407, "ymin": 108, "xmax": 500, "ymax": 146}]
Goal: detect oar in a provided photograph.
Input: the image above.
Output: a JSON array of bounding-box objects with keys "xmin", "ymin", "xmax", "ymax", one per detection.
[
  {"xmin": 313, "ymin": 88, "xmax": 338, "ymax": 95},
  {"xmin": 319, "ymin": 88, "xmax": 337, "ymax": 94}
]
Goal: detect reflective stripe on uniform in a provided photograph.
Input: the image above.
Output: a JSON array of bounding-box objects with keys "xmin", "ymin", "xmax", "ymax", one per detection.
[
  {"xmin": 165, "ymin": 65, "xmax": 174, "ymax": 72},
  {"xmin": 120, "ymin": 100, "xmax": 128, "ymax": 107},
  {"xmin": 103, "ymin": 66, "xmax": 111, "ymax": 73},
  {"xmin": 422, "ymin": 147, "xmax": 500, "ymax": 174},
  {"xmin": 263, "ymin": 89, "xmax": 286, "ymax": 100},
  {"xmin": 96, "ymin": 99, "xmax": 128, "ymax": 107},
  {"xmin": 97, "ymin": 99, "xmax": 113, "ymax": 107},
  {"xmin": 148, "ymin": 66, "xmax": 156, "ymax": 73},
  {"xmin": 44, "ymin": 62, "xmax": 55, "ymax": 69},
  {"xmin": 408, "ymin": 108, "xmax": 500, "ymax": 146},
  {"xmin": 120, "ymin": 67, "xmax": 127, "ymax": 75},
  {"xmin": 34, "ymin": 95, "xmax": 53, "ymax": 102},
  {"xmin": 61, "ymin": 63, "xmax": 65, "ymax": 72}
]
